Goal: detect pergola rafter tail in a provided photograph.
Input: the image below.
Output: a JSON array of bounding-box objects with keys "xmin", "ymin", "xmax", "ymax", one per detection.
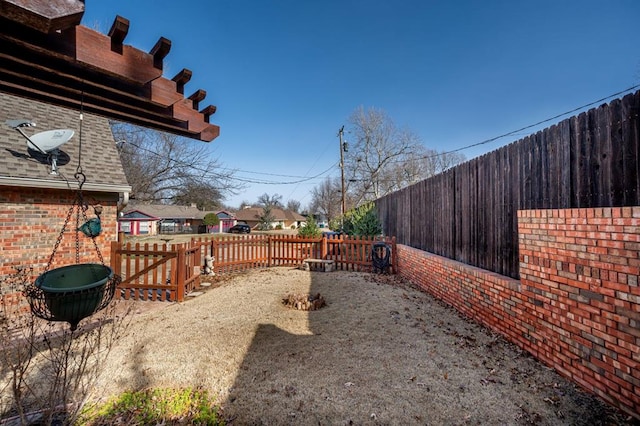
[{"xmin": 0, "ymin": 0, "xmax": 219, "ymax": 142}]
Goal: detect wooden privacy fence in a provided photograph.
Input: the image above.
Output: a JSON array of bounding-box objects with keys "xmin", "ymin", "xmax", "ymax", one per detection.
[
  {"xmin": 110, "ymin": 235, "xmax": 396, "ymax": 302},
  {"xmin": 376, "ymin": 90, "xmax": 640, "ymax": 279}
]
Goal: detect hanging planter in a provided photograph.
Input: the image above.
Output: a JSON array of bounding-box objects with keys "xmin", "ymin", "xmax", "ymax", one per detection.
[
  {"xmin": 18, "ymin": 103, "xmax": 120, "ymax": 330},
  {"xmin": 26, "ymin": 264, "xmax": 120, "ymax": 330}
]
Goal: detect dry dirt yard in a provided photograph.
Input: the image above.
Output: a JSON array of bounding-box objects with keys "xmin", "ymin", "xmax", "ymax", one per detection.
[{"xmin": 91, "ymin": 267, "xmax": 633, "ymax": 425}]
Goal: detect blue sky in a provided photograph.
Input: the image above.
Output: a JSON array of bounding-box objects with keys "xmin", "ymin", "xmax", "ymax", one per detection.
[{"xmin": 82, "ymin": 1, "xmax": 640, "ymax": 209}]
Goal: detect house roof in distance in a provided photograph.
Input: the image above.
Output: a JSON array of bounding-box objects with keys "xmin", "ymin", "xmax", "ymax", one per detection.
[
  {"xmin": 0, "ymin": 91, "xmax": 131, "ymax": 193},
  {"xmin": 122, "ymin": 203, "xmax": 206, "ymax": 220},
  {"xmin": 235, "ymin": 207, "xmax": 306, "ymax": 223}
]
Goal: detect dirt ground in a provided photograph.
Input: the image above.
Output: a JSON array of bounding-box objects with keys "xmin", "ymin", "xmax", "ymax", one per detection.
[{"xmin": 88, "ymin": 267, "xmax": 634, "ymax": 425}]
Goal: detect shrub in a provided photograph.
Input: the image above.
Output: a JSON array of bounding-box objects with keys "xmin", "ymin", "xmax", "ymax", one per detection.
[
  {"xmin": 343, "ymin": 202, "xmax": 382, "ymax": 237},
  {"xmin": 298, "ymin": 215, "xmax": 321, "ymax": 238},
  {"xmin": 203, "ymin": 213, "xmax": 220, "ymax": 226}
]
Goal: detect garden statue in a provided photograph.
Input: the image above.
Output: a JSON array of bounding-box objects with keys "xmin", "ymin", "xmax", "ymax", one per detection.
[{"xmin": 203, "ymin": 255, "xmax": 215, "ymax": 276}]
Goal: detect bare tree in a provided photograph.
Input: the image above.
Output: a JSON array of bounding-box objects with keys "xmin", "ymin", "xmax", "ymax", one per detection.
[
  {"xmin": 112, "ymin": 123, "xmax": 241, "ymax": 206},
  {"xmin": 256, "ymin": 193, "xmax": 283, "ymax": 208},
  {"xmin": 344, "ymin": 107, "xmax": 465, "ymax": 204},
  {"xmin": 344, "ymin": 107, "xmax": 424, "ymax": 203},
  {"xmin": 258, "ymin": 205, "xmax": 275, "ymax": 230},
  {"xmin": 286, "ymin": 199, "xmax": 301, "ymax": 213},
  {"xmin": 398, "ymin": 146, "xmax": 467, "ymax": 187},
  {"xmin": 308, "ymin": 177, "xmax": 344, "ymax": 224},
  {"xmin": 173, "ymin": 181, "xmax": 222, "ymax": 211},
  {"xmin": 238, "ymin": 200, "xmax": 252, "ymax": 210}
]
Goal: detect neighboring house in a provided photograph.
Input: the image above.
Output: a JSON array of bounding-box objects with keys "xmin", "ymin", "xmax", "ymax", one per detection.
[
  {"xmin": 119, "ymin": 203, "xmax": 206, "ymax": 235},
  {"xmin": 206, "ymin": 210, "xmax": 236, "ymax": 233},
  {"xmin": 235, "ymin": 207, "xmax": 306, "ymax": 230},
  {"xmin": 0, "ymin": 91, "xmax": 132, "ymax": 278},
  {"xmin": 312, "ymin": 214, "xmax": 330, "ymax": 228},
  {"xmin": 118, "ymin": 209, "xmax": 160, "ymax": 236}
]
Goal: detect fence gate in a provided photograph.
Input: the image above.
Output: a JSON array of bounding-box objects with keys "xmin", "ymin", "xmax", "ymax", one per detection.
[{"xmin": 110, "ymin": 241, "xmax": 201, "ymax": 302}]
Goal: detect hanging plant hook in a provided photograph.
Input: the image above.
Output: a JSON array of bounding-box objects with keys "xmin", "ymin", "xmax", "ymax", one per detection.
[{"xmin": 74, "ymin": 169, "xmax": 86, "ymax": 189}]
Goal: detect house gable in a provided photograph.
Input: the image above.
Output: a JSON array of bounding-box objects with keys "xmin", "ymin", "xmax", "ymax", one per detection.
[
  {"xmin": 121, "ymin": 210, "xmax": 158, "ymax": 220},
  {"xmin": 215, "ymin": 210, "xmax": 235, "ymax": 220}
]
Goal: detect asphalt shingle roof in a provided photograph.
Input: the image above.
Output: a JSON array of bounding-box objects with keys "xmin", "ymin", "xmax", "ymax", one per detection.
[
  {"xmin": 0, "ymin": 91, "xmax": 129, "ymax": 190},
  {"xmin": 123, "ymin": 204, "xmax": 206, "ymax": 220},
  {"xmin": 235, "ymin": 207, "xmax": 306, "ymax": 222}
]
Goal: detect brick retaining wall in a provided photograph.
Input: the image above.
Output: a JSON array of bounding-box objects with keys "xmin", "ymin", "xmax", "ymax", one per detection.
[{"xmin": 397, "ymin": 207, "xmax": 640, "ymax": 418}]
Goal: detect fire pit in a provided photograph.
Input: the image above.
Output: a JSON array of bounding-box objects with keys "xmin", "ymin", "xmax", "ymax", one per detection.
[{"xmin": 282, "ymin": 293, "xmax": 326, "ymax": 311}]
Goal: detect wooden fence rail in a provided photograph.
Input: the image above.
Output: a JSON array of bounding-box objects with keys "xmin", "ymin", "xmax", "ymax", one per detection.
[{"xmin": 111, "ymin": 235, "xmax": 396, "ymax": 302}]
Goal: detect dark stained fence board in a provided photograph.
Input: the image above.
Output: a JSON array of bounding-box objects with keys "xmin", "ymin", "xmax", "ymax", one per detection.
[{"xmin": 375, "ymin": 90, "xmax": 640, "ymax": 279}]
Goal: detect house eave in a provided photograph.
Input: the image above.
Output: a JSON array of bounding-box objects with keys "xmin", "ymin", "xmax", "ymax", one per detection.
[{"xmin": 0, "ymin": 176, "xmax": 132, "ymax": 193}]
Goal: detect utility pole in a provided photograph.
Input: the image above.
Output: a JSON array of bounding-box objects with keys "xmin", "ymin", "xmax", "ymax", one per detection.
[{"xmin": 338, "ymin": 126, "xmax": 346, "ymax": 220}]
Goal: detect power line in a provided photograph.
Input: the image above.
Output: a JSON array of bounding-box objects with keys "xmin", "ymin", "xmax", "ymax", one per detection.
[
  {"xmin": 436, "ymin": 83, "xmax": 640, "ymax": 157},
  {"xmin": 383, "ymin": 84, "xmax": 640, "ymax": 164},
  {"xmin": 122, "ymin": 140, "xmax": 338, "ymax": 185}
]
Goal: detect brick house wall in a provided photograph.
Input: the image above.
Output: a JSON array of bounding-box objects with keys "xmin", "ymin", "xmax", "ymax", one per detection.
[
  {"xmin": 0, "ymin": 186, "xmax": 118, "ymax": 278},
  {"xmin": 397, "ymin": 207, "xmax": 640, "ymax": 418}
]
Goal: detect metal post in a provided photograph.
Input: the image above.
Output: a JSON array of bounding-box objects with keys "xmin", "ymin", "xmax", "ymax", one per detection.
[{"xmin": 339, "ymin": 126, "xmax": 346, "ymax": 219}]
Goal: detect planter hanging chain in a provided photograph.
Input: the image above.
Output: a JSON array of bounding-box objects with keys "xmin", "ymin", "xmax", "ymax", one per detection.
[
  {"xmin": 24, "ymin": 98, "xmax": 119, "ymax": 330},
  {"xmin": 43, "ymin": 170, "xmax": 105, "ymax": 275}
]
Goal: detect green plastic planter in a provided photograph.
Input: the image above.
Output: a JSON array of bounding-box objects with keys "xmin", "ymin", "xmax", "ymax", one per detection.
[{"xmin": 35, "ymin": 263, "xmax": 113, "ymax": 329}]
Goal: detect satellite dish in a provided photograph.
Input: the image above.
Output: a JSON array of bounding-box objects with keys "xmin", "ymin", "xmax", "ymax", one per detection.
[
  {"xmin": 6, "ymin": 120, "xmax": 75, "ymax": 175},
  {"xmin": 27, "ymin": 129, "xmax": 74, "ymax": 153},
  {"xmin": 26, "ymin": 129, "xmax": 74, "ymax": 175}
]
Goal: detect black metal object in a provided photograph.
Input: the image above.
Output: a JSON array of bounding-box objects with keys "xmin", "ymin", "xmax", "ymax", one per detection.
[
  {"xmin": 24, "ymin": 170, "xmax": 119, "ymax": 330},
  {"xmin": 372, "ymin": 242, "xmax": 391, "ymax": 273},
  {"xmin": 25, "ymin": 264, "xmax": 120, "ymax": 331}
]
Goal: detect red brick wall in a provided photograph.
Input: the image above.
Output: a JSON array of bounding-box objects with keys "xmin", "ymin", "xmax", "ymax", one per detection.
[
  {"xmin": 0, "ymin": 186, "xmax": 119, "ymax": 287},
  {"xmin": 397, "ymin": 207, "xmax": 640, "ymax": 418}
]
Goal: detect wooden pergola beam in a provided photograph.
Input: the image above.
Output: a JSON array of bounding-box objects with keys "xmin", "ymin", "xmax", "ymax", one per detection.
[{"xmin": 0, "ymin": 1, "xmax": 220, "ymax": 142}]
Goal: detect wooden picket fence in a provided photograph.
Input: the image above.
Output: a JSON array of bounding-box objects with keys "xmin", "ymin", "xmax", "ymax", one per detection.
[
  {"xmin": 194, "ymin": 234, "xmax": 397, "ymax": 275},
  {"xmin": 110, "ymin": 235, "xmax": 396, "ymax": 302},
  {"xmin": 110, "ymin": 241, "xmax": 201, "ymax": 303}
]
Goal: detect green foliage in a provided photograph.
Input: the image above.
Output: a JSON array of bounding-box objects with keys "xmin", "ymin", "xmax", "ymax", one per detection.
[
  {"xmin": 343, "ymin": 202, "xmax": 382, "ymax": 237},
  {"xmin": 298, "ymin": 215, "xmax": 322, "ymax": 238},
  {"xmin": 328, "ymin": 217, "xmax": 343, "ymax": 232},
  {"xmin": 78, "ymin": 387, "xmax": 224, "ymax": 425},
  {"xmin": 203, "ymin": 213, "xmax": 220, "ymax": 226}
]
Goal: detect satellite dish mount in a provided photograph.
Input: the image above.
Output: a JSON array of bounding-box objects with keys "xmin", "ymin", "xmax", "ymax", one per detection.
[{"xmin": 6, "ymin": 119, "xmax": 74, "ymax": 175}]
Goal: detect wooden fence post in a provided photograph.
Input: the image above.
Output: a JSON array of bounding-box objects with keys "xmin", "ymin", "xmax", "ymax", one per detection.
[
  {"xmin": 176, "ymin": 246, "xmax": 186, "ymax": 302},
  {"xmin": 193, "ymin": 241, "xmax": 202, "ymax": 276},
  {"xmin": 321, "ymin": 235, "xmax": 327, "ymax": 259},
  {"xmin": 110, "ymin": 240, "xmax": 120, "ymax": 274},
  {"xmin": 267, "ymin": 236, "xmax": 272, "ymax": 266}
]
